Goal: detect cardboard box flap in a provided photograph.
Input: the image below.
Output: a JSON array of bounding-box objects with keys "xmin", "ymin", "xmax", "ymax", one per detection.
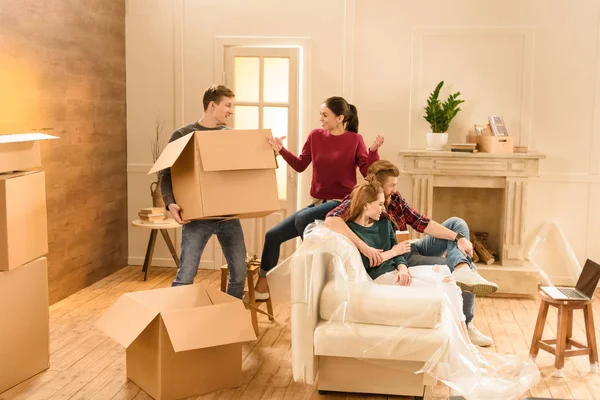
[
  {"xmin": 120, "ymin": 284, "xmax": 211, "ymax": 313},
  {"xmin": 125, "ymin": 286, "xmax": 188, "ymax": 312},
  {"xmin": 204, "ymin": 286, "xmax": 239, "ymax": 305},
  {"xmin": 148, "ymin": 133, "xmax": 195, "ymax": 175},
  {"xmin": 95, "ymin": 293, "xmax": 160, "ymax": 348},
  {"xmin": 0, "ymin": 170, "xmax": 40, "ymax": 180},
  {"xmin": 162, "ymin": 283, "xmax": 212, "ymax": 310},
  {"xmin": 161, "ymin": 302, "xmax": 257, "ymax": 352},
  {"xmin": 0, "ymin": 133, "xmax": 59, "ymax": 144},
  {"xmin": 198, "ymin": 129, "xmax": 277, "ymax": 172}
]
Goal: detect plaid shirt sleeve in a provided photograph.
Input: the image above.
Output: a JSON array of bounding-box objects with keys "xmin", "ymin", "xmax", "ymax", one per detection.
[
  {"xmin": 387, "ymin": 192, "xmax": 430, "ymax": 233},
  {"xmin": 400, "ymin": 196, "xmax": 430, "ymax": 233},
  {"xmin": 326, "ymin": 196, "xmax": 351, "ymax": 220}
]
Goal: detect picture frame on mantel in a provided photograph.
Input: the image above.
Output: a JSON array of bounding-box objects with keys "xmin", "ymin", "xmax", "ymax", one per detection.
[{"xmin": 488, "ymin": 116, "xmax": 509, "ymax": 136}]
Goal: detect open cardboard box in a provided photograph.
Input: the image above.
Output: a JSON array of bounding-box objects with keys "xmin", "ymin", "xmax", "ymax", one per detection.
[
  {"xmin": 0, "ymin": 257, "xmax": 50, "ymax": 393},
  {"xmin": 0, "ymin": 133, "xmax": 59, "ymax": 174},
  {"xmin": 96, "ymin": 283, "xmax": 257, "ymax": 400},
  {"xmin": 148, "ymin": 129, "xmax": 280, "ymax": 221}
]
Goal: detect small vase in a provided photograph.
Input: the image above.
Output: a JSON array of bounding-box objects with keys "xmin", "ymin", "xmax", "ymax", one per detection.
[
  {"xmin": 426, "ymin": 132, "xmax": 448, "ymax": 150},
  {"xmin": 150, "ymin": 181, "xmax": 165, "ymax": 208}
]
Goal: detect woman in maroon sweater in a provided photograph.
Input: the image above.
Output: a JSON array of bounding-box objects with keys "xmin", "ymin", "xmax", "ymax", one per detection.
[{"xmin": 254, "ymin": 96, "xmax": 384, "ymax": 298}]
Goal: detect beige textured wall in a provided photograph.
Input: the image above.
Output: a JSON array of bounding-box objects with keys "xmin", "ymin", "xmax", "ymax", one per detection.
[
  {"xmin": 126, "ymin": 0, "xmax": 600, "ymax": 283},
  {"xmin": 0, "ymin": 0, "xmax": 127, "ymax": 303}
]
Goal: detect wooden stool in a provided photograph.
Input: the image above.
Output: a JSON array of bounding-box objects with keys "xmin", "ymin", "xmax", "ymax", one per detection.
[
  {"xmin": 529, "ymin": 290, "xmax": 599, "ymax": 377},
  {"xmin": 220, "ymin": 255, "xmax": 274, "ymax": 336}
]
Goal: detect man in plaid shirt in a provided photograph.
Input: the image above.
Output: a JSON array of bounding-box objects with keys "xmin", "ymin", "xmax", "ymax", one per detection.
[{"xmin": 325, "ymin": 160, "xmax": 497, "ymax": 347}]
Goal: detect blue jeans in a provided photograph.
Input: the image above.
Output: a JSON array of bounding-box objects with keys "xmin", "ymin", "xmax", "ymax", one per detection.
[
  {"xmin": 259, "ymin": 201, "xmax": 341, "ymax": 277},
  {"xmin": 405, "ymin": 217, "xmax": 475, "ymax": 325},
  {"xmin": 172, "ymin": 219, "xmax": 246, "ymax": 299}
]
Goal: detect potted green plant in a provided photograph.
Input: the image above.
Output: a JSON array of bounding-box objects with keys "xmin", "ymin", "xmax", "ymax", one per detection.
[{"xmin": 423, "ymin": 81, "xmax": 465, "ymax": 150}]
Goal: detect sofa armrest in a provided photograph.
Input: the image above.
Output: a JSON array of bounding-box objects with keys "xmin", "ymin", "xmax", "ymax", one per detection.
[{"xmin": 291, "ymin": 251, "xmax": 330, "ymax": 384}]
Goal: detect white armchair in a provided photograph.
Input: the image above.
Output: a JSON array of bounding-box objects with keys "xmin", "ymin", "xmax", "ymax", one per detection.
[{"xmin": 290, "ymin": 234, "xmax": 451, "ymax": 399}]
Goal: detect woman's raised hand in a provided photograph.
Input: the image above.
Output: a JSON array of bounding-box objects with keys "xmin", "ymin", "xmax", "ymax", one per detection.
[
  {"xmin": 267, "ymin": 136, "xmax": 286, "ymax": 154},
  {"xmin": 369, "ymin": 135, "xmax": 385, "ymax": 152}
]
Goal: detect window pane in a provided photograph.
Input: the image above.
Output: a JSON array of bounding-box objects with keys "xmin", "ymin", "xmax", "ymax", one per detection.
[
  {"xmin": 263, "ymin": 107, "xmax": 288, "ymax": 144},
  {"xmin": 234, "ymin": 57, "xmax": 259, "ymax": 102},
  {"xmin": 263, "ymin": 107, "xmax": 288, "ymax": 199},
  {"xmin": 263, "ymin": 57, "xmax": 289, "ymax": 103},
  {"xmin": 234, "ymin": 106, "xmax": 259, "ymax": 129}
]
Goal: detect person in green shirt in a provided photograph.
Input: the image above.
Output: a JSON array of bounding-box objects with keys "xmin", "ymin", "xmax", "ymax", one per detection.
[
  {"xmin": 345, "ymin": 179, "xmax": 411, "ymax": 283},
  {"xmin": 344, "ymin": 178, "xmax": 488, "ymax": 367}
]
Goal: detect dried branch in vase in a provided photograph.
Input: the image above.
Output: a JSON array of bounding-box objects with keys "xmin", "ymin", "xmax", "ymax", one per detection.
[{"xmin": 151, "ymin": 118, "xmax": 166, "ymax": 164}]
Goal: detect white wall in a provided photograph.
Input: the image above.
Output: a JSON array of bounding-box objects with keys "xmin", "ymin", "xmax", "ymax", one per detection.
[
  {"xmin": 126, "ymin": 0, "xmax": 600, "ymax": 283},
  {"xmin": 350, "ymin": 0, "xmax": 600, "ymax": 283}
]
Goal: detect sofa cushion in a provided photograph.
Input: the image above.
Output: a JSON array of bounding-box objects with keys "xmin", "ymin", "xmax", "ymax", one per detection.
[
  {"xmin": 319, "ymin": 280, "xmax": 443, "ymax": 329},
  {"xmin": 314, "ymin": 320, "xmax": 449, "ymax": 362}
]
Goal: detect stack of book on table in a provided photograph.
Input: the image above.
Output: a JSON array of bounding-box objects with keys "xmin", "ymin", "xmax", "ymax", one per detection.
[
  {"xmin": 451, "ymin": 143, "xmax": 478, "ymax": 153},
  {"xmin": 138, "ymin": 207, "xmax": 167, "ymax": 223}
]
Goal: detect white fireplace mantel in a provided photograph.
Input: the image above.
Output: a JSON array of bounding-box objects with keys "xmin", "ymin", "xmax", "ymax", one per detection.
[
  {"xmin": 398, "ymin": 149, "xmax": 546, "ymax": 296},
  {"xmin": 399, "ymin": 149, "xmax": 545, "ymax": 177}
]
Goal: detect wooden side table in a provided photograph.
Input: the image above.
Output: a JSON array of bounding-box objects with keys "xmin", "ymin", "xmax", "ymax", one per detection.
[
  {"xmin": 220, "ymin": 255, "xmax": 274, "ymax": 336},
  {"xmin": 530, "ymin": 290, "xmax": 599, "ymax": 377},
  {"xmin": 131, "ymin": 219, "xmax": 181, "ymax": 281}
]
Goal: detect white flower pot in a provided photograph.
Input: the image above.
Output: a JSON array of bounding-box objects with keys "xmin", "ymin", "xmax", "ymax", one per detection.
[{"xmin": 426, "ymin": 132, "xmax": 448, "ymax": 150}]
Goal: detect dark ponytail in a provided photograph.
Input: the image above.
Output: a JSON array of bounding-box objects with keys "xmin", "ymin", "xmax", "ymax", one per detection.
[
  {"xmin": 345, "ymin": 103, "xmax": 359, "ymax": 133},
  {"xmin": 323, "ymin": 96, "xmax": 360, "ymax": 133}
]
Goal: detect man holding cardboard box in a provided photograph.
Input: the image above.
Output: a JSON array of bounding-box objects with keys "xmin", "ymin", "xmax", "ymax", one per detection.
[{"xmin": 160, "ymin": 85, "xmax": 247, "ymax": 299}]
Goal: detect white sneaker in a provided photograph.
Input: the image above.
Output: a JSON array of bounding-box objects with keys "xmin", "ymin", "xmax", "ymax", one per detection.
[
  {"xmin": 469, "ymin": 344, "xmax": 490, "ymax": 369},
  {"xmin": 468, "ymin": 324, "xmax": 494, "ymax": 347},
  {"xmin": 453, "ymin": 268, "xmax": 498, "ymax": 296},
  {"xmin": 253, "ymin": 290, "xmax": 270, "ymax": 301}
]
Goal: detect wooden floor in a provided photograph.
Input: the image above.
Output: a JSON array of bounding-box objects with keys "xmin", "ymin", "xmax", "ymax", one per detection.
[{"xmin": 2, "ymin": 266, "xmax": 600, "ymax": 400}]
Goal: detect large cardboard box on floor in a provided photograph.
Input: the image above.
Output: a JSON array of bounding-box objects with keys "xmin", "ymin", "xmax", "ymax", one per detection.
[
  {"xmin": 96, "ymin": 283, "xmax": 257, "ymax": 400},
  {"xmin": 0, "ymin": 171, "xmax": 48, "ymax": 271},
  {"xmin": 148, "ymin": 129, "xmax": 279, "ymax": 220},
  {"xmin": 0, "ymin": 133, "xmax": 58, "ymax": 174},
  {"xmin": 0, "ymin": 257, "xmax": 50, "ymax": 393}
]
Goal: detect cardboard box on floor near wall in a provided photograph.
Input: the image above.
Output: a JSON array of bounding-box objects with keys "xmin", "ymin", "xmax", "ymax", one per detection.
[
  {"xmin": 148, "ymin": 129, "xmax": 280, "ymax": 221},
  {"xmin": 96, "ymin": 283, "xmax": 257, "ymax": 400},
  {"xmin": 0, "ymin": 171, "xmax": 48, "ymax": 271},
  {"xmin": 0, "ymin": 257, "xmax": 50, "ymax": 393}
]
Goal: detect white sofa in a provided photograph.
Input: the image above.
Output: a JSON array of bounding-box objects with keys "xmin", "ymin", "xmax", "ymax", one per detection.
[{"xmin": 290, "ymin": 236, "xmax": 452, "ymax": 399}]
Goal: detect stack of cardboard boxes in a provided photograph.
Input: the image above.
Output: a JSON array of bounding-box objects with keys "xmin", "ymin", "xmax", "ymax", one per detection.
[{"xmin": 0, "ymin": 133, "xmax": 57, "ymax": 393}]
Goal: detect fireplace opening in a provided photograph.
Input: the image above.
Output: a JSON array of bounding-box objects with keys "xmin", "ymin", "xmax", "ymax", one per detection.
[{"xmin": 432, "ymin": 187, "xmax": 505, "ymax": 265}]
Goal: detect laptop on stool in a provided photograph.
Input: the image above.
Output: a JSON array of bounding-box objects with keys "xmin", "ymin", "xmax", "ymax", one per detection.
[{"xmin": 541, "ymin": 259, "xmax": 600, "ymax": 301}]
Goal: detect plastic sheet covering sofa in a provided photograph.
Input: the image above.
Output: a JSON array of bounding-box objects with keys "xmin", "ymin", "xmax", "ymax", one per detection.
[{"xmin": 273, "ymin": 223, "xmax": 540, "ymax": 400}]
